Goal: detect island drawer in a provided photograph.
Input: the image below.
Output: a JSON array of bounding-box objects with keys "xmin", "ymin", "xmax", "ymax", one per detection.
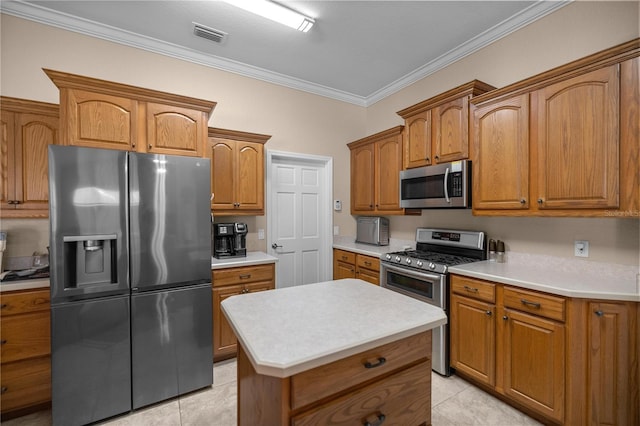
[
  {"xmin": 0, "ymin": 288, "xmax": 50, "ymax": 317},
  {"xmin": 504, "ymin": 287, "xmax": 565, "ymax": 322},
  {"xmin": 212, "ymin": 264, "xmax": 274, "ymax": 288},
  {"xmin": 333, "ymin": 249, "xmax": 356, "ymax": 265},
  {"xmin": 292, "ymin": 360, "xmax": 430, "ymax": 426},
  {"xmin": 451, "ymin": 275, "xmax": 496, "ymax": 303},
  {"xmin": 290, "ymin": 331, "xmax": 430, "ymax": 410}
]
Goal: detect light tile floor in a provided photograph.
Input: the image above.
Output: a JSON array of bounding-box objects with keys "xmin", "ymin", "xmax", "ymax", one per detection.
[{"xmin": 4, "ymin": 359, "xmax": 542, "ymax": 426}]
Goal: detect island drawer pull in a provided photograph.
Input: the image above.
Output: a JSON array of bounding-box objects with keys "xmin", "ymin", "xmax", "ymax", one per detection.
[
  {"xmin": 521, "ymin": 299, "xmax": 541, "ymax": 308},
  {"xmin": 239, "ymin": 274, "xmax": 251, "ymax": 279},
  {"xmin": 463, "ymin": 285, "xmax": 479, "ymax": 293},
  {"xmin": 363, "ymin": 413, "xmax": 386, "ymax": 426},
  {"xmin": 363, "ymin": 357, "xmax": 386, "ymax": 369}
]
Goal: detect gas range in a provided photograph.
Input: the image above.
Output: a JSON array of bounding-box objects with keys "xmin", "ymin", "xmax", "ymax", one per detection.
[{"xmin": 381, "ymin": 228, "xmax": 486, "ymax": 274}]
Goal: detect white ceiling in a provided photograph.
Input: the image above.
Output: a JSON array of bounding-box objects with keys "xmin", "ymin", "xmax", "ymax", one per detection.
[{"xmin": 1, "ymin": 0, "xmax": 569, "ymax": 106}]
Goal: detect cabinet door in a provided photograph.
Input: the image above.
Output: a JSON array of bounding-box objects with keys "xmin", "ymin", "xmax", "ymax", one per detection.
[
  {"xmin": 535, "ymin": 65, "xmax": 619, "ymax": 209},
  {"xmin": 14, "ymin": 113, "xmax": 58, "ymax": 212},
  {"xmin": 433, "ymin": 96, "xmax": 469, "ymax": 163},
  {"xmin": 375, "ymin": 136, "xmax": 403, "ymax": 213},
  {"xmin": 1, "ymin": 111, "xmax": 15, "ymax": 209},
  {"xmin": 334, "ymin": 260, "xmax": 356, "ymax": 280},
  {"xmin": 146, "ymin": 103, "xmax": 203, "ymax": 157},
  {"xmin": 65, "ymin": 89, "xmax": 137, "ymax": 151},
  {"xmin": 587, "ymin": 302, "xmax": 632, "ymax": 426},
  {"xmin": 0, "ymin": 311, "xmax": 50, "ymax": 363},
  {"xmin": 213, "ymin": 284, "xmax": 243, "ymax": 359},
  {"xmin": 209, "ymin": 138, "xmax": 236, "ymax": 210},
  {"xmin": 404, "ymin": 110, "xmax": 431, "ymax": 169},
  {"xmin": 472, "ymin": 94, "xmax": 529, "ymax": 210},
  {"xmin": 351, "ymin": 143, "xmax": 375, "ymax": 213},
  {"xmin": 235, "ymin": 141, "xmax": 264, "ymax": 213},
  {"xmin": 450, "ymin": 294, "xmax": 495, "ymax": 386},
  {"xmin": 0, "ymin": 356, "xmax": 51, "ymax": 414},
  {"xmin": 503, "ymin": 308, "xmax": 564, "ymax": 423}
]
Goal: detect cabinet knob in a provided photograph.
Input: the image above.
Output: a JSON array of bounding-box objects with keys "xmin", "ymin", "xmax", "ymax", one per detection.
[
  {"xmin": 502, "ymin": 315, "xmax": 508, "ymax": 320},
  {"xmin": 369, "ymin": 204, "xmax": 373, "ymax": 208},
  {"xmin": 485, "ymin": 310, "xmax": 492, "ymax": 316},
  {"xmin": 537, "ymin": 198, "xmax": 544, "ymax": 205},
  {"xmin": 520, "ymin": 198, "xmax": 526, "ymax": 204},
  {"xmin": 363, "ymin": 414, "xmax": 386, "ymax": 426},
  {"xmin": 132, "ymin": 143, "xmax": 136, "ymax": 148},
  {"xmin": 595, "ymin": 310, "xmax": 604, "ymax": 317},
  {"xmin": 426, "ymin": 157, "xmax": 430, "ymax": 162},
  {"xmin": 0, "ymin": 339, "xmax": 6, "ymax": 345},
  {"xmin": 0, "ymin": 304, "xmax": 7, "ymax": 309},
  {"xmin": 148, "ymin": 144, "xmax": 152, "ymax": 149},
  {"xmin": 1, "ymin": 387, "xmax": 7, "ymax": 394},
  {"xmin": 435, "ymin": 155, "xmax": 440, "ymax": 161}
]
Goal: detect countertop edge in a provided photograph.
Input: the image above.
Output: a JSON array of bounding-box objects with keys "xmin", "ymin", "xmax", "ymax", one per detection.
[
  {"xmin": 211, "ymin": 251, "xmax": 278, "ymax": 269},
  {"xmin": 0, "ymin": 278, "xmax": 50, "ymax": 292},
  {"xmin": 449, "ymin": 267, "xmax": 640, "ymax": 302}
]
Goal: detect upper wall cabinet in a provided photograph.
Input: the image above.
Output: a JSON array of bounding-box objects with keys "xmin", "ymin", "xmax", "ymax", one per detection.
[
  {"xmin": 471, "ymin": 39, "xmax": 639, "ymax": 217},
  {"xmin": 44, "ymin": 69, "xmax": 216, "ymax": 157},
  {"xmin": 0, "ymin": 97, "xmax": 59, "ymax": 218},
  {"xmin": 397, "ymin": 80, "xmax": 496, "ymax": 169},
  {"xmin": 206, "ymin": 127, "xmax": 271, "ymax": 216},
  {"xmin": 348, "ymin": 126, "xmax": 418, "ymax": 216}
]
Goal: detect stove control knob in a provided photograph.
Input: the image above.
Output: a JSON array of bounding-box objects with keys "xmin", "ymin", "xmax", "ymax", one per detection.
[
  {"xmin": 416, "ymin": 260, "xmax": 423, "ymax": 267},
  {"xmin": 405, "ymin": 258, "xmax": 412, "ymax": 265},
  {"xmin": 385, "ymin": 254, "xmax": 392, "ymax": 260},
  {"xmin": 429, "ymin": 262, "xmax": 436, "ymax": 270},
  {"xmin": 395, "ymin": 256, "xmax": 401, "ymax": 262}
]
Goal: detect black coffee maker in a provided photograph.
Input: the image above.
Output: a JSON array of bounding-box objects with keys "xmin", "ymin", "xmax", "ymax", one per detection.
[{"xmin": 213, "ymin": 222, "xmax": 248, "ymax": 258}]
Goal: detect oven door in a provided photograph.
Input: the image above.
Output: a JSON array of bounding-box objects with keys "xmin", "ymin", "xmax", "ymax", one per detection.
[{"xmin": 380, "ymin": 263, "xmax": 445, "ymax": 309}]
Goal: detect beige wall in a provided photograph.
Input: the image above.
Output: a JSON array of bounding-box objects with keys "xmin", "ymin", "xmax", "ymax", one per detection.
[{"xmin": 1, "ymin": 1, "xmax": 639, "ymax": 267}]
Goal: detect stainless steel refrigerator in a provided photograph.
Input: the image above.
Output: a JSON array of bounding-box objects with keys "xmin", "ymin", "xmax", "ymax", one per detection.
[{"xmin": 48, "ymin": 145, "xmax": 213, "ymax": 426}]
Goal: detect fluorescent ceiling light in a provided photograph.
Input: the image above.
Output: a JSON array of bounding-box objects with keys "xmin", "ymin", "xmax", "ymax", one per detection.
[{"xmin": 224, "ymin": 0, "xmax": 315, "ymax": 32}]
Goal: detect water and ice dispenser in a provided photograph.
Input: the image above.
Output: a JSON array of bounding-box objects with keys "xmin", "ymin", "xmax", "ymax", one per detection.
[{"xmin": 62, "ymin": 235, "xmax": 117, "ymax": 287}]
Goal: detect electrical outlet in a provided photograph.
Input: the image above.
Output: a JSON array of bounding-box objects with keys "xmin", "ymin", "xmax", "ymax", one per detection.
[
  {"xmin": 574, "ymin": 240, "xmax": 589, "ymax": 257},
  {"xmin": 258, "ymin": 229, "xmax": 265, "ymax": 240}
]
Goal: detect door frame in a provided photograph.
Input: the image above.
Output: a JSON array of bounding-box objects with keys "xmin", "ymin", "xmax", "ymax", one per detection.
[{"xmin": 266, "ymin": 150, "xmax": 334, "ymax": 286}]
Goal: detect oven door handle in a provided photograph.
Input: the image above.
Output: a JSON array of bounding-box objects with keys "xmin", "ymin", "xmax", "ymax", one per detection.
[
  {"xmin": 443, "ymin": 167, "xmax": 451, "ymax": 203},
  {"xmin": 381, "ymin": 263, "xmax": 443, "ymax": 283}
]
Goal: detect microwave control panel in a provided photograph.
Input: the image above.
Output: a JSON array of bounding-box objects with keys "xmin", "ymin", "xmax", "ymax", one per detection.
[{"xmin": 450, "ymin": 172, "xmax": 463, "ymax": 197}]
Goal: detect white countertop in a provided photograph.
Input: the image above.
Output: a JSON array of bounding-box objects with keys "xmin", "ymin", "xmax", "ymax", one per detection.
[
  {"xmin": 211, "ymin": 251, "xmax": 277, "ymax": 269},
  {"xmin": 333, "ymin": 236, "xmax": 414, "ymax": 258},
  {"xmin": 449, "ymin": 252, "xmax": 640, "ymax": 302},
  {"xmin": 0, "ymin": 278, "xmax": 50, "ymax": 292},
  {"xmin": 221, "ymin": 278, "xmax": 447, "ymax": 378}
]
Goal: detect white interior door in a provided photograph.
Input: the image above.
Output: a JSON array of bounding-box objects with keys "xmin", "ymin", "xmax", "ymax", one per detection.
[{"xmin": 267, "ymin": 151, "xmax": 333, "ymax": 288}]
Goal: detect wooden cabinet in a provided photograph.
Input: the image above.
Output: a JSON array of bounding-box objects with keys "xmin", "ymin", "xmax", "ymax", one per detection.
[
  {"xmin": 348, "ymin": 126, "xmax": 417, "ymax": 215},
  {"xmin": 206, "ymin": 128, "xmax": 270, "ymax": 215},
  {"xmin": 332, "ymin": 249, "xmax": 380, "ymax": 285},
  {"xmin": 212, "ymin": 263, "xmax": 275, "ymax": 360},
  {"xmin": 397, "ymin": 80, "xmax": 495, "ymax": 169},
  {"xmin": 44, "ymin": 69, "xmax": 216, "ymax": 157},
  {"xmin": 0, "ymin": 97, "xmax": 58, "ymax": 218},
  {"xmin": 0, "ymin": 288, "xmax": 51, "ymax": 419},
  {"xmin": 471, "ymin": 40, "xmax": 639, "ymax": 217},
  {"xmin": 237, "ymin": 330, "xmax": 432, "ymax": 426}
]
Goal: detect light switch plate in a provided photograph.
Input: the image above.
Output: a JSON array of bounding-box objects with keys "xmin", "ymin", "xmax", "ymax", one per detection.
[
  {"xmin": 574, "ymin": 240, "xmax": 589, "ymax": 257},
  {"xmin": 333, "ymin": 226, "xmax": 339, "ymax": 236}
]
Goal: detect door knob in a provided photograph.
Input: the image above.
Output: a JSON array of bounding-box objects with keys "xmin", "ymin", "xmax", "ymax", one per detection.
[{"xmin": 272, "ymin": 243, "xmax": 282, "ymax": 249}]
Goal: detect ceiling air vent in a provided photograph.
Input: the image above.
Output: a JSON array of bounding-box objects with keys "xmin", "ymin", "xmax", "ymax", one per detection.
[{"xmin": 193, "ymin": 22, "xmax": 227, "ymax": 43}]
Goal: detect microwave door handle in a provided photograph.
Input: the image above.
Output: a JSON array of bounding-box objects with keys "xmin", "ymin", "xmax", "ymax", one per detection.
[{"xmin": 443, "ymin": 167, "xmax": 451, "ymax": 203}]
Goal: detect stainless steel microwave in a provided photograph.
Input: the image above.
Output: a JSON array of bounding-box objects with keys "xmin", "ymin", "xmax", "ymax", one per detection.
[{"xmin": 399, "ymin": 160, "xmax": 471, "ymax": 208}]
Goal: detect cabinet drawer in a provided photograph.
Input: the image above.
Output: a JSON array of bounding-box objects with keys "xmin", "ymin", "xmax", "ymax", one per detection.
[
  {"xmin": 292, "ymin": 360, "xmax": 430, "ymax": 426},
  {"xmin": 1, "ymin": 288, "xmax": 50, "ymax": 317},
  {"xmin": 504, "ymin": 287, "xmax": 565, "ymax": 322},
  {"xmin": 333, "ymin": 249, "xmax": 356, "ymax": 265},
  {"xmin": 451, "ymin": 275, "xmax": 496, "ymax": 303},
  {"xmin": 0, "ymin": 311, "xmax": 50, "ymax": 363},
  {"xmin": 291, "ymin": 331, "xmax": 430, "ymax": 410},
  {"xmin": 357, "ymin": 254, "xmax": 380, "ymax": 272},
  {"xmin": 212, "ymin": 264, "xmax": 274, "ymax": 288},
  {"xmin": 0, "ymin": 356, "xmax": 51, "ymax": 413}
]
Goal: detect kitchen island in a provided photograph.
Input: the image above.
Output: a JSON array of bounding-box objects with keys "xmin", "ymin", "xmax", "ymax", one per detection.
[{"xmin": 221, "ymin": 278, "xmax": 446, "ymax": 426}]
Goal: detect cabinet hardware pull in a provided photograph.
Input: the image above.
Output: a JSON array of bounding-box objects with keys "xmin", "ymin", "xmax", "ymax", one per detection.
[
  {"xmin": 463, "ymin": 285, "xmax": 478, "ymax": 293},
  {"xmin": 537, "ymin": 198, "xmax": 544, "ymax": 204},
  {"xmin": 341, "ymin": 256, "xmax": 348, "ymax": 260},
  {"xmin": 1, "ymin": 387, "xmax": 7, "ymax": 394},
  {"xmin": 0, "ymin": 304, "xmax": 7, "ymax": 309},
  {"xmin": 363, "ymin": 414, "xmax": 386, "ymax": 426},
  {"xmin": 595, "ymin": 310, "xmax": 604, "ymax": 317},
  {"xmin": 364, "ymin": 261, "xmax": 371, "ymax": 266},
  {"xmin": 520, "ymin": 299, "xmax": 541, "ymax": 308},
  {"xmin": 485, "ymin": 310, "xmax": 492, "ymax": 316},
  {"xmin": 369, "ymin": 204, "xmax": 373, "ymax": 208},
  {"xmin": 426, "ymin": 157, "xmax": 430, "ymax": 162},
  {"xmin": 132, "ymin": 142, "xmax": 136, "ymax": 148},
  {"xmin": 435, "ymin": 155, "xmax": 440, "ymax": 161},
  {"xmin": 148, "ymin": 144, "xmax": 152, "ymax": 149},
  {"xmin": 363, "ymin": 357, "xmax": 386, "ymax": 369},
  {"xmin": 0, "ymin": 340, "xmax": 6, "ymax": 345},
  {"xmin": 520, "ymin": 198, "xmax": 526, "ymax": 204},
  {"xmin": 503, "ymin": 315, "xmax": 508, "ymax": 320},
  {"xmin": 239, "ymin": 274, "xmax": 251, "ymax": 279}
]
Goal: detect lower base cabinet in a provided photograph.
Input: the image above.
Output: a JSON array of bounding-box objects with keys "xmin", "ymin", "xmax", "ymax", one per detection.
[
  {"xmin": 450, "ymin": 274, "xmax": 639, "ymax": 425},
  {"xmin": 333, "ymin": 249, "xmax": 380, "ymax": 285},
  {"xmin": 237, "ymin": 331, "xmax": 432, "ymax": 426},
  {"xmin": 212, "ymin": 263, "xmax": 275, "ymax": 361}
]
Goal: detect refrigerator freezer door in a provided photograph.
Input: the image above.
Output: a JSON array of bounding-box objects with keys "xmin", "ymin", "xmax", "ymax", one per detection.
[
  {"xmin": 129, "ymin": 153, "xmax": 211, "ymax": 291},
  {"xmin": 131, "ymin": 283, "xmax": 213, "ymax": 409},
  {"xmin": 48, "ymin": 146, "xmax": 129, "ymax": 303},
  {"xmin": 51, "ymin": 295, "xmax": 131, "ymax": 426}
]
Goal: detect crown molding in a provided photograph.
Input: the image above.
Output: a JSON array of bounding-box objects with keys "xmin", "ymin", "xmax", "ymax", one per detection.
[{"xmin": 1, "ymin": 0, "xmax": 570, "ymax": 107}]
